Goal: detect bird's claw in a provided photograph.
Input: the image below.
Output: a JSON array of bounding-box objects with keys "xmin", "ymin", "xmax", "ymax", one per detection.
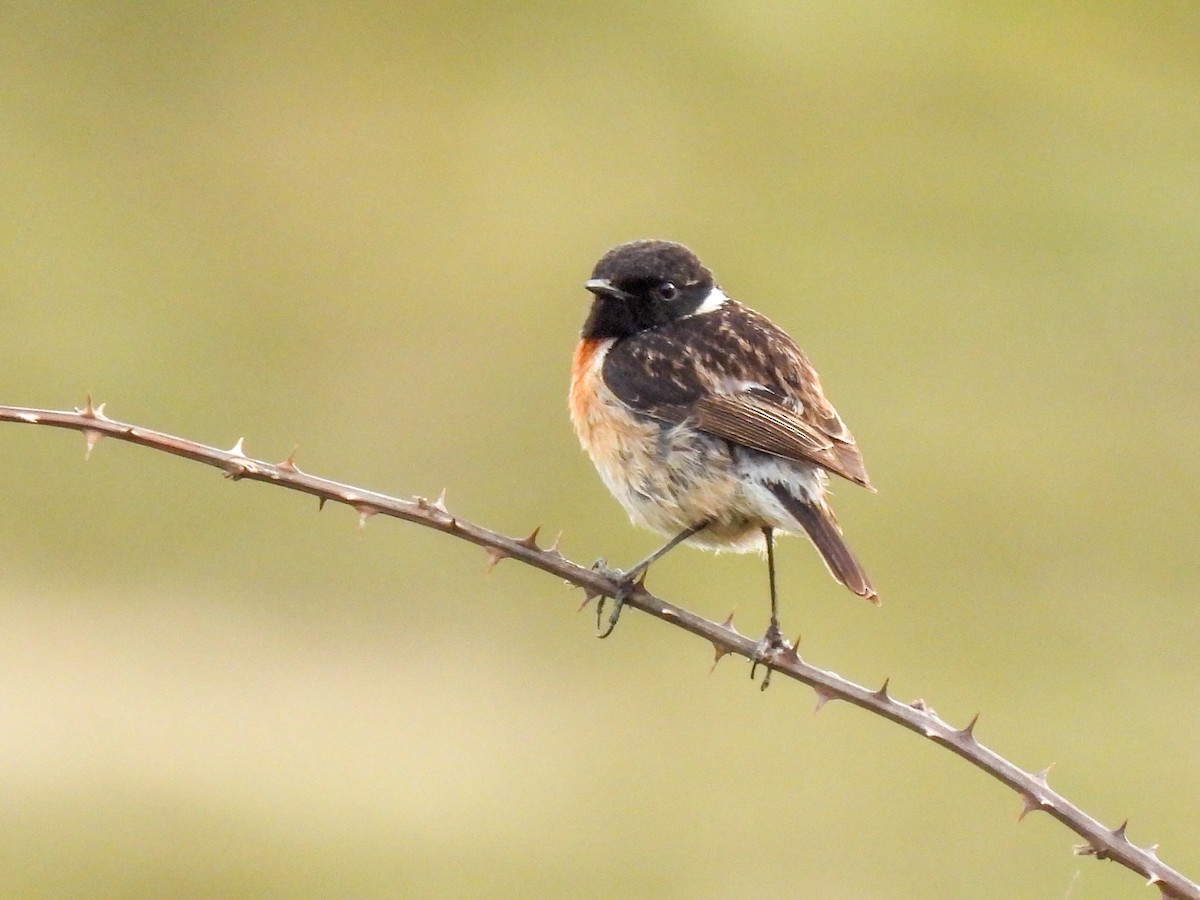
[
  {"xmin": 750, "ymin": 620, "xmax": 787, "ymax": 689},
  {"xmin": 590, "ymin": 558, "xmax": 636, "ymax": 639}
]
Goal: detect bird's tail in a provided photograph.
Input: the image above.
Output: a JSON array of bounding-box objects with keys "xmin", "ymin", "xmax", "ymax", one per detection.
[{"xmin": 768, "ymin": 485, "xmax": 879, "ymax": 604}]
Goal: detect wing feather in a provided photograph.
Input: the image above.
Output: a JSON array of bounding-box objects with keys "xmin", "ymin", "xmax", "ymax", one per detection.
[
  {"xmin": 694, "ymin": 393, "xmax": 873, "ymax": 489},
  {"xmin": 599, "ymin": 299, "xmax": 874, "ymax": 490}
]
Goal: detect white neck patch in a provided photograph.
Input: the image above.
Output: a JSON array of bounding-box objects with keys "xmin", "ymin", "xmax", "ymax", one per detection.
[{"xmin": 692, "ymin": 286, "xmax": 728, "ymax": 315}]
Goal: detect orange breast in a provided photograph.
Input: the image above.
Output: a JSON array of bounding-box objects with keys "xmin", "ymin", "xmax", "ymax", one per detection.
[
  {"xmin": 569, "ymin": 336, "xmax": 634, "ymax": 474},
  {"xmin": 569, "ymin": 337, "xmax": 604, "ymax": 430}
]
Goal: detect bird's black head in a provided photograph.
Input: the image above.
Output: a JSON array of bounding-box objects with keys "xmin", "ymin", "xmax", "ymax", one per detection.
[{"xmin": 581, "ymin": 240, "xmax": 721, "ymax": 340}]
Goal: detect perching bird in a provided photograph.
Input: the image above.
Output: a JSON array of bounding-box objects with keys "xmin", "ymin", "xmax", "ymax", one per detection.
[{"xmin": 569, "ymin": 239, "xmax": 877, "ymax": 641}]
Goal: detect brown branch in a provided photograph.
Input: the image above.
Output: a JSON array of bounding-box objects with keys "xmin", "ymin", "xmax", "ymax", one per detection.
[{"xmin": 1, "ymin": 398, "xmax": 1195, "ymax": 899}]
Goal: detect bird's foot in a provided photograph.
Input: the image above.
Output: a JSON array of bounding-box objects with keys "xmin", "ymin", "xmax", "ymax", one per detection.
[
  {"xmin": 750, "ymin": 620, "xmax": 788, "ymax": 690},
  {"xmin": 589, "ymin": 559, "xmax": 642, "ymax": 639}
]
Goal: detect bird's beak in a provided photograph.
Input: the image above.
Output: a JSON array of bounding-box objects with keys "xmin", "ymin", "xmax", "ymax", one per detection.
[{"xmin": 584, "ymin": 278, "xmax": 634, "ymax": 302}]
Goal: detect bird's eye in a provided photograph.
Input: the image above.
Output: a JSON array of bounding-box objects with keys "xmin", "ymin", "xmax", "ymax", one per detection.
[{"xmin": 657, "ymin": 282, "xmax": 678, "ymax": 301}]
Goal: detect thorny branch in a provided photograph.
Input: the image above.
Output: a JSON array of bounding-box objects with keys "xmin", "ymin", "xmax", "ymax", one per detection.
[{"xmin": 0, "ymin": 399, "xmax": 1196, "ymax": 900}]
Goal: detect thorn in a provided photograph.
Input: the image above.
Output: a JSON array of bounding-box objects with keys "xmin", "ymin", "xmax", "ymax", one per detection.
[
  {"xmin": 812, "ymin": 686, "xmax": 836, "ymax": 713},
  {"xmin": 227, "ymin": 437, "xmax": 247, "ymax": 457},
  {"xmin": 709, "ymin": 642, "xmax": 732, "ymax": 673},
  {"xmin": 516, "ymin": 527, "xmax": 541, "ymax": 551},
  {"xmin": 871, "ymin": 677, "xmax": 891, "ymax": 702},
  {"xmin": 1018, "ymin": 794, "xmax": 1044, "ymax": 822},
  {"xmin": 1146, "ymin": 874, "xmax": 1164, "ymax": 889},
  {"xmin": 277, "ymin": 446, "xmax": 300, "ymax": 472},
  {"xmin": 484, "ymin": 546, "xmax": 508, "ymax": 573},
  {"xmin": 318, "ymin": 497, "xmax": 327, "ymax": 512},
  {"xmin": 576, "ymin": 586, "xmax": 601, "ymax": 612},
  {"xmin": 1112, "ymin": 820, "xmax": 1129, "ymax": 841},
  {"xmin": 1032, "ymin": 763, "xmax": 1054, "ymax": 784},
  {"xmin": 545, "ymin": 530, "xmax": 564, "ymax": 558},
  {"xmin": 78, "ymin": 395, "xmax": 110, "ymax": 421},
  {"xmin": 83, "ymin": 429, "xmax": 102, "ymax": 461},
  {"xmin": 709, "ymin": 613, "xmax": 740, "ymax": 670},
  {"xmin": 1146, "ymin": 843, "xmax": 1160, "ymax": 858},
  {"xmin": 354, "ymin": 504, "xmax": 376, "ymax": 531},
  {"xmin": 17, "ymin": 411, "xmax": 38, "ymax": 423},
  {"xmin": 1073, "ymin": 842, "xmax": 1098, "ymax": 857},
  {"xmin": 955, "ymin": 713, "xmax": 980, "ymax": 741},
  {"xmin": 433, "ymin": 487, "xmax": 448, "ymax": 513}
]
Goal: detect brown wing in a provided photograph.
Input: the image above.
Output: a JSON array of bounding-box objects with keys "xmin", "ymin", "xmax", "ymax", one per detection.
[
  {"xmin": 601, "ymin": 298, "xmax": 874, "ymax": 489},
  {"xmin": 693, "ymin": 392, "xmax": 873, "ymax": 489}
]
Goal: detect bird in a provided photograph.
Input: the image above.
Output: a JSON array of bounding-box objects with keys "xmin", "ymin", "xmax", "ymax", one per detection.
[{"xmin": 569, "ymin": 239, "xmax": 877, "ymax": 644}]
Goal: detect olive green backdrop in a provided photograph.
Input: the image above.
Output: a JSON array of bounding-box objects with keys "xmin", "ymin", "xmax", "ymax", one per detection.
[{"xmin": 1, "ymin": 3, "xmax": 1197, "ymax": 898}]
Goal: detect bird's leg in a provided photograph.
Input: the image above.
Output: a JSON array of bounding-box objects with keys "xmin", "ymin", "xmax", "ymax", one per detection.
[
  {"xmin": 764, "ymin": 525, "xmax": 782, "ymax": 641},
  {"xmin": 750, "ymin": 526, "xmax": 786, "ymax": 685},
  {"xmin": 592, "ymin": 521, "xmax": 710, "ymax": 638}
]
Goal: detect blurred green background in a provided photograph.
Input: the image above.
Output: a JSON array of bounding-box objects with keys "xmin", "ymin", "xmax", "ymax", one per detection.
[{"xmin": 2, "ymin": 3, "xmax": 1198, "ymax": 898}]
